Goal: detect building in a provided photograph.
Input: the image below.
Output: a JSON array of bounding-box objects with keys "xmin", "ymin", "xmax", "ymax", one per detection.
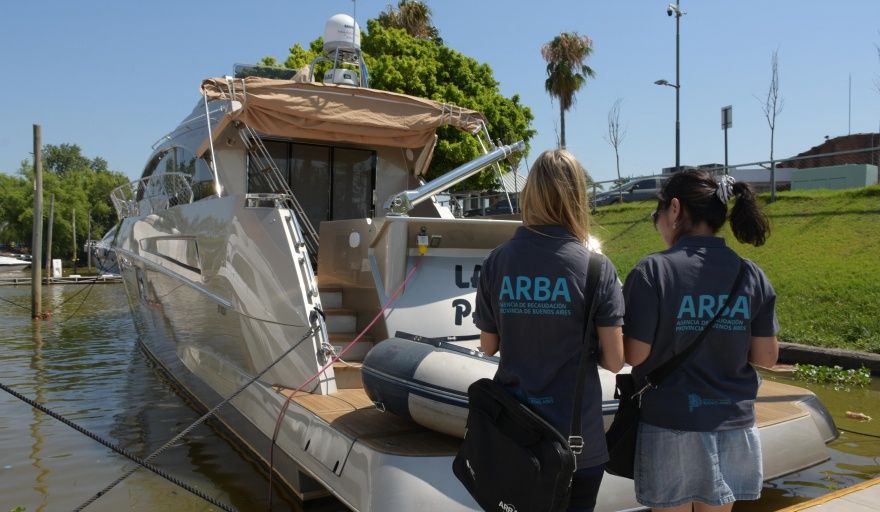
[{"xmin": 787, "ymin": 133, "xmax": 880, "ymax": 191}]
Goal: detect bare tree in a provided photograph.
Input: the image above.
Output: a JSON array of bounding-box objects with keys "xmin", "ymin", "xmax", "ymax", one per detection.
[
  {"xmin": 603, "ymin": 98, "xmax": 627, "ymax": 204},
  {"xmin": 757, "ymin": 50, "xmax": 784, "ymax": 202},
  {"xmin": 875, "ymin": 41, "xmax": 880, "ymax": 94}
]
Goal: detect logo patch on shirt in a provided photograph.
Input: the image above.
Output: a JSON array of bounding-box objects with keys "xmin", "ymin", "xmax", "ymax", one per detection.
[
  {"xmin": 675, "ymin": 294, "xmax": 749, "ymax": 332},
  {"xmin": 688, "ymin": 393, "xmax": 732, "ymax": 412},
  {"xmin": 498, "ymin": 275, "xmax": 572, "ymax": 316}
]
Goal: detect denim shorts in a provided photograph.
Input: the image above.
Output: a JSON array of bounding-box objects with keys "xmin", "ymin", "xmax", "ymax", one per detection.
[{"xmin": 634, "ymin": 422, "xmax": 763, "ymax": 508}]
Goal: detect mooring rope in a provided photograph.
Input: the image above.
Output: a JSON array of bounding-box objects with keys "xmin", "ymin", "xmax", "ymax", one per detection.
[
  {"xmin": 72, "ymin": 323, "xmax": 321, "ymax": 511},
  {"xmin": 61, "ymin": 278, "xmax": 98, "ymax": 322},
  {"xmin": 0, "ymin": 380, "xmax": 238, "ymax": 512},
  {"xmin": 0, "ymin": 295, "xmax": 30, "ymax": 311}
]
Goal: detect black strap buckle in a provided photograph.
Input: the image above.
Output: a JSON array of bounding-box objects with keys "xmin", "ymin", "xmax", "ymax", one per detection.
[{"xmin": 568, "ymin": 436, "xmax": 584, "ymax": 455}]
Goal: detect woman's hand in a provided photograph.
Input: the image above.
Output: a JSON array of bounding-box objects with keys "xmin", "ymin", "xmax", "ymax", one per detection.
[{"xmin": 480, "ymin": 331, "xmax": 499, "ymax": 356}]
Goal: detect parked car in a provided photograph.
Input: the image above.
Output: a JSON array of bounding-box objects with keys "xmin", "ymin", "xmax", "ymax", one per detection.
[
  {"xmin": 593, "ymin": 177, "xmax": 667, "ymax": 207},
  {"xmin": 463, "ymin": 197, "xmax": 519, "ymax": 217}
]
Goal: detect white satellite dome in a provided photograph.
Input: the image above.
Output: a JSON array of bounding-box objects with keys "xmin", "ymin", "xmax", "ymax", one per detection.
[{"xmin": 323, "ymin": 14, "xmax": 361, "ymax": 53}]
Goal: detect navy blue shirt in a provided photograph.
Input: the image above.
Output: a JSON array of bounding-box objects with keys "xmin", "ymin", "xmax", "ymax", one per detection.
[
  {"xmin": 474, "ymin": 225, "xmax": 625, "ymax": 468},
  {"xmin": 622, "ymin": 235, "xmax": 779, "ymax": 431}
]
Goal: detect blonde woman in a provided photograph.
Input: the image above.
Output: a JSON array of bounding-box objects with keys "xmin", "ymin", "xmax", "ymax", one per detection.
[{"xmin": 474, "ymin": 149, "xmax": 625, "ymax": 512}]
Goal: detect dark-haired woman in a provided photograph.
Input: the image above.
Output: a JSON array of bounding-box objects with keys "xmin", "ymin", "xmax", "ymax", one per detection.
[{"xmin": 622, "ymin": 171, "xmax": 779, "ymax": 512}]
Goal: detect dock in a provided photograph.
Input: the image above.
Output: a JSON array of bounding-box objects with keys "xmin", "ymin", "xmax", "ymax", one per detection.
[
  {"xmin": 0, "ymin": 275, "xmax": 122, "ymax": 286},
  {"xmin": 777, "ymin": 477, "xmax": 880, "ymax": 512}
]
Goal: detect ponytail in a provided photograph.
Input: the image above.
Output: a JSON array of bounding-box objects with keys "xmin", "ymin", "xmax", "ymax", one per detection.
[{"xmin": 729, "ymin": 181, "xmax": 770, "ymax": 246}]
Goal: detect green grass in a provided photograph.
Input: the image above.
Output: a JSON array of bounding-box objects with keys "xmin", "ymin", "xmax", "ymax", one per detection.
[{"xmin": 591, "ymin": 185, "xmax": 880, "ymax": 353}]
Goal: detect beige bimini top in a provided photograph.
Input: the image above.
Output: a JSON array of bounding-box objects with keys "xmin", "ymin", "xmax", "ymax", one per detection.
[{"xmin": 200, "ymin": 77, "xmax": 487, "ymax": 149}]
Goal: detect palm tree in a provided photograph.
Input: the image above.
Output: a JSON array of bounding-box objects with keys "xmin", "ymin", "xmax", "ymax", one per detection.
[
  {"xmin": 377, "ymin": 1, "xmax": 441, "ymax": 42},
  {"xmin": 541, "ymin": 33, "xmax": 595, "ymax": 148}
]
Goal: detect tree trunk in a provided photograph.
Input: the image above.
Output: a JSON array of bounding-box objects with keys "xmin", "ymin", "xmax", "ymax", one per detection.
[
  {"xmin": 770, "ymin": 130, "xmax": 776, "ymax": 202},
  {"xmin": 559, "ymin": 102, "xmax": 566, "ymax": 148},
  {"xmin": 615, "ymin": 149, "xmax": 622, "ymax": 204}
]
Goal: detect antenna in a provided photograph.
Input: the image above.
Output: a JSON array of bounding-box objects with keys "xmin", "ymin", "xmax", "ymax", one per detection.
[{"xmin": 352, "ymin": 0, "xmax": 357, "ymax": 49}]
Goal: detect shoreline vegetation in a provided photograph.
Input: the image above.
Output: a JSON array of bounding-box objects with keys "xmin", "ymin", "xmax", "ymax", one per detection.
[{"xmin": 594, "ymin": 184, "xmax": 880, "ymax": 355}]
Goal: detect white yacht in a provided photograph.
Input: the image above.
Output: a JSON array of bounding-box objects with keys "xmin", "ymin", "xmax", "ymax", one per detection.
[
  {"xmin": 0, "ymin": 255, "xmax": 30, "ymax": 273},
  {"xmin": 111, "ymin": 15, "xmax": 838, "ymax": 511}
]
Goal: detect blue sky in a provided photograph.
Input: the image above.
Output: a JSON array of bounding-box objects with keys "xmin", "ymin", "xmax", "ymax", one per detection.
[{"xmin": 1, "ymin": 1, "xmax": 879, "ymax": 184}]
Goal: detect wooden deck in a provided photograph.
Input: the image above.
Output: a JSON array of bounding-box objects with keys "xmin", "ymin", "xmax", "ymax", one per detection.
[
  {"xmin": 276, "ymin": 377, "xmax": 818, "ymax": 458},
  {"xmin": 277, "ymin": 387, "xmax": 461, "ymax": 457},
  {"xmin": 755, "ymin": 379, "xmax": 811, "ymax": 427}
]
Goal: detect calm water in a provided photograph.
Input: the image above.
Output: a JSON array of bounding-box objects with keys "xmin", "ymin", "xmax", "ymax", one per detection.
[
  {"xmin": 1, "ymin": 282, "xmax": 878, "ymax": 512},
  {"xmin": 0, "ymin": 282, "xmax": 346, "ymax": 512}
]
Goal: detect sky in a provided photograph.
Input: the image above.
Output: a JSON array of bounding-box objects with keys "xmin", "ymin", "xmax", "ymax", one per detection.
[{"xmin": 1, "ymin": 0, "xmax": 879, "ymax": 185}]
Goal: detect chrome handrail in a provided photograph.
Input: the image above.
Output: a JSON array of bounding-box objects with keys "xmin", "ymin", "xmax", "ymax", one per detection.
[
  {"xmin": 110, "ymin": 172, "xmax": 194, "ymax": 220},
  {"xmin": 383, "ymin": 141, "xmax": 526, "ymax": 216}
]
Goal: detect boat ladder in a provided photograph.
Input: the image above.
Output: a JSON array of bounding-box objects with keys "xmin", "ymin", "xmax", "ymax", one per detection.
[{"xmin": 237, "ymin": 123, "xmax": 320, "ymax": 261}]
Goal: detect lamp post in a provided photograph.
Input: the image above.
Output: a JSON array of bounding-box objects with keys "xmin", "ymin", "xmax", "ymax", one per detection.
[{"xmin": 656, "ymin": 2, "xmax": 685, "ymax": 171}]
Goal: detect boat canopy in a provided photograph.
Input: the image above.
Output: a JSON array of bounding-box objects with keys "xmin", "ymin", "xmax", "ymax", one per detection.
[{"xmin": 200, "ymin": 77, "xmax": 487, "ymax": 149}]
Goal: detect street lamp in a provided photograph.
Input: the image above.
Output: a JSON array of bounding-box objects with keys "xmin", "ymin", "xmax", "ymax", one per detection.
[{"xmin": 657, "ymin": 2, "xmax": 685, "ymax": 172}]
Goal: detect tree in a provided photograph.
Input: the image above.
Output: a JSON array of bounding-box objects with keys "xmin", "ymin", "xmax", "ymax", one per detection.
[
  {"xmin": 603, "ymin": 98, "xmax": 626, "ymax": 204},
  {"xmin": 757, "ymin": 50, "xmax": 783, "ymax": 202},
  {"xmin": 267, "ymin": 18, "xmax": 535, "ymax": 191},
  {"xmin": 2, "ymin": 146, "xmax": 128, "ymax": 265},
  {"xmin": 541, "ymin": 32, "xmax": 595, "ymax": 149},
  {"xmin": 376, "ymin": 0, "xmax": 441, "ymax": 43},
  {"xmin": 43, "ymin": 143, "xmax": 93, "ymax": 176}
]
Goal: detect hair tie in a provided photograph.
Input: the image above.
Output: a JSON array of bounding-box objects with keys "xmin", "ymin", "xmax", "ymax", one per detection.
[{"xmin": 716, "ymin": 175, "xmax": 736, "ymax": 204}]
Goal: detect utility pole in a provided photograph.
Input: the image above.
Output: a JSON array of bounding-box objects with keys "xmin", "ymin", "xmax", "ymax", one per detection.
[
  {"xmin": 31, "ymin": 125, "xmax": 43, "ymax": 319},
  {"xmin": 45, "ymin": 194, "xmax": 54, "ymax": 283},
  {"xmin": 674, "ymin": 0, "xmax": 681, "ymax": 172}
]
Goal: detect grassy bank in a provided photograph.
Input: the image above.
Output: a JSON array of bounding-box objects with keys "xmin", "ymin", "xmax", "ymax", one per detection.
[{"xmin": 592, "ymin": 185, "xmax": 880, "ymax": 354}]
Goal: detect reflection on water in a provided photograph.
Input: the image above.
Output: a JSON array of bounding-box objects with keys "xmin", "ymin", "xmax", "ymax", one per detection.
[
  {"xmin": 1, "ymin": 285, "xmax": 878, "ymax": 512},
  {"xmin": 0, "ymin": 284, "xmax": 345, "ymax": 512},
  {"xmin": 735, "ymin": 371, "xmax": 880, "ymax": 511}
]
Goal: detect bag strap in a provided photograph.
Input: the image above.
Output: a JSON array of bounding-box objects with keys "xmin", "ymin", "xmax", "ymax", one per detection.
[
  {"xmin": 567, "ymin": 251, "xmax": 604, "ymax": 454},
  {"xmin": 639, "ymin": 259, "xmax": 748, "ymax": 396}
]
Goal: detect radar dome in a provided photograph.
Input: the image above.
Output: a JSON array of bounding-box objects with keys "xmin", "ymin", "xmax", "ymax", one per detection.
[{"xmin": 323, "ymin": 14, "xmax": 361, "ymax": 53}]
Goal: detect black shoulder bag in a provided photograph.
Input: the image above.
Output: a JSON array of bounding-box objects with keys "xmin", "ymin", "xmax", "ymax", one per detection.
[
  {"xmin": 453, "ymin": 253, "xmax": 604, "ymax": 512},
  {"xmin": 605, "ymin": 259, "xmax": 747, "ymax": 479}
]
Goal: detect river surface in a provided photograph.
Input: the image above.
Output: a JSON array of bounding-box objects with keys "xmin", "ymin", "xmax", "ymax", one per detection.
[{"xmin": 1, "ymin": 282, "xmax": 878, "ymax": 512}]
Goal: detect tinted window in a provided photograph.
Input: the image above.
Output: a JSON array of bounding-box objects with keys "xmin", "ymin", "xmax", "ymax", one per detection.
[
  {"xmin": 247, "ymin": 140, "xmax": 375, "ymax": 227},
  {"xmin": 176, "ymin": 147, "xmax": 216, "ymax": 201},
  {"xmin": 290, "ymin": 144, "xmax": 331, "ymax": 228},
  {"xmin": 248, "ymin": 140, "xmax": 290, "ymax": 194},
  {"xmin": 633, "ymin": 179, "xmax": 657, "ymax": 191},
  {"xmin": 332, "ymin": 147, "xmax": 374, "ymax": 220}
]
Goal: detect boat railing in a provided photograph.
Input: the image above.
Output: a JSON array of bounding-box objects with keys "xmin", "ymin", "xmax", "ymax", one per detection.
[
  {"xmin": 110, "ymin": 172, "xmax": 194, "ymax": 220},
  {"xmin": 384, "ymin": 141, "xmax": 526, "ymax": 216}
]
